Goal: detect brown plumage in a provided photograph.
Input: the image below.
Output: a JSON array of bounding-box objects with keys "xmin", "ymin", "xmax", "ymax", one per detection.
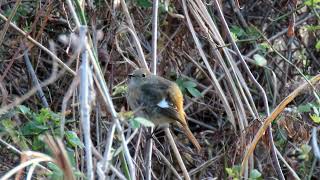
[{"xmin": 126, "ymin": 68, "xmax": 201, "ymax": 152}]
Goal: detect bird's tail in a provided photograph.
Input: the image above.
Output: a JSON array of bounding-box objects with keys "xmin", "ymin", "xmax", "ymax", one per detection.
[{"xmin": 181, "ymin": 124, "xmax": 201, "ymax": 152}]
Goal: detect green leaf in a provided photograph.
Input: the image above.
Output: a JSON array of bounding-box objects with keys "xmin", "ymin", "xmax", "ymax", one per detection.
[
  {"xmin": 74, "ymin": 170, "xmax": 85, "ymax": 178},
  {"xmin": 178, "ymin": 79, "xmax": 203, "ymax": 97},
  {"xmin": 226, "ymin": 168, "xmax": 235, "ymax": 176},
  {"xmin": 183, "ymin": 81, "xmax": 197, "ymax": 88},
  {"xmin": 310, "ymin": 114, "xmax": 320, "ymax": 123},
  {"xmin": 65, "ymin": 131, "xmax": 84, "ymax": 149},
  {"xmin": 47, "ymin": 162, "xmax": 63, "ymax": 180},
  {"xmin": 275, "ymin": 128, "xmax": 288, "ymax": 148},
  {"xmin": 230, "ymin": 32, "xmax": 238, "ymax": 41},
  {"xmin": 187, "ymin": 87, "xmax": 202, "ymax": 97},
  {"xmin": 32, "ymin": 137, "xmax": 45, "ymax": 150},
  {"xmin": 130, "ymin": 118, "xmax": 141, "ymax": 129},
  {"xmin": 316, "ymin": 40, "xmax": 320, "ymax": 50},
  {"xmin": 305, "ymin": 25, "xmax": 320, "ymax": 31},
  {"xmin": 112, "ymin": 85, "xmax": 128, "ymax": 96},
  {"xmin": 175, "ymin": 77, "xmax": 184, "ymax": 86},
  {"xmin": 2, "ymin": 119, "xmax": 29, "ymax": 149},
  {"xmin": 36, "ymin": 108, "xmax": 52, "ymax": 123},
  {"xmin": 246, "ymin": 26, "xmax": 260, "ymax": 38},
  {"xmin": 158, "ymin": 2, "xmax": 168, "ymax": 12},
  {"xmin": 297, "ymin": 103, "xmax": 313, "ymax": 113},
  {"xmin": 230, "ymin": 26, "xmax": 245, "ymax": 39},
  {"xmin": 226, "ymin": 165, "xmax": 240, "ymax": 179},
  {"xmin": 4, "ymin": 5, "xmax": 30, "ymax": 23},
  {"xmin": 253, "ymin": 54, "xmax": 267, "ymax": 67},
  {"xmin": 298, "ymin": 144, "xmax": 312, "ymax": 161},
  {"xmin": 249, "ymin": 169, "xmax": 262, "ymax": 179},
  {"xmin": 66, "ymin": 148, "xmax": 76, "ymax": 167},
  {"xmin": 301, "ymin": 144, "xmax": 312, "ymax": 154},
  {"xmin": 304, "ymin": 0, "xmax": 320, "ymax": 7},
  {"xmin": 17, "ymin": 105, "xmax": 31, "ymax": 115},
  {"xmin": 21, "ymin": 121, "xmax": 48, "ymax": 135},
  {"xmin": 258, "ymin": 42, "xmax": 271, "ymax": 54},
  {"xmin": 175, "ymin": 78, "xmax": 186, "ymax": 94},
  {"xmin": 135, "ymin": 0, "xmax": 152, "ymax": 8},
  {"xmin": 132, "ymin": 117, "xmax": 154, "ymax": 127},
  {"xmin": 2, "ymin": 119, "xmax": 15, "ymax": 129}
]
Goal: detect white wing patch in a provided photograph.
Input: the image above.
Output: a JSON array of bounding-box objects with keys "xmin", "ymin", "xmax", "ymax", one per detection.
[{"xmin": 157, "ymin": 98, "xmax": 170, "ymax": 108}]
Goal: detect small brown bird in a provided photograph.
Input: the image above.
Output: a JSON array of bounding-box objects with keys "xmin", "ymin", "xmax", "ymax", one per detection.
[{"xmin": 126, "ymin": 68, "xmax": 201, "ymax": 152}]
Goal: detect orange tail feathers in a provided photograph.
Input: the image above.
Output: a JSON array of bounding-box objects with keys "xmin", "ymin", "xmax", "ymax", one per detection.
[{"xmin": 181, "ymin": 124, "xmax": 201, "ymax": 152}]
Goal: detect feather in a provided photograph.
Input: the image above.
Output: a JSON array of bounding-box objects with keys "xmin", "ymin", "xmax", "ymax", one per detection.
[{"xmin": 157, "ymin": 98, "xmax": 170, "ymax": 108}]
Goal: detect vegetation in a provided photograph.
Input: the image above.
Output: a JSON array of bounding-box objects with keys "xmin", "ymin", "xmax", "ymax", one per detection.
[{"xmin": 0, "ymin": 0, "xmax": 320, "ymax": 179}]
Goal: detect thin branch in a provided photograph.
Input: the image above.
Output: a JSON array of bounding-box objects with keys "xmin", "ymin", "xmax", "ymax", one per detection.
[
  {"xmin": 241, "ymin": 74, "xmax": 320, "ymax": 174},
  {"xmin": 145, "ymin": 0, "xmax": 159, "ymax": 179},
  {"xmin": 117, "ymin": 26, "xmax": 148, "ymax": 69},
  {"xmin": 312, "ymin": 127, "xmax": 320, "ymax": 160},
  {"xmin": 65, "ymin": 0, "xmax": 81, "ymax": 28},
  {"xmin": 212, "ymin": 1, "xmax": 284, "ymax": 178},
  {"xmin": 0, "ymin": 13, "xmax": 76, "ymax": 75},
  {"xmin": 100, "ymin": 123, "xmax": 116, "ymax": 170},
  {"xmin": 189, "ymin": 155, "xmax": 222, "ymax": 176},
  {"xmin": 26, "ymin": 163, "xmax": 37, "ymax": 180},
  {"xmin": 181, "ymin": 0, "xmax": 236, "ymax": 130},
  {"xmin": 275, "ymin": 148, "xmax": 301, "ymax": 180},
  {"xmin": 245, "ymin": 13, "xmax": 315, "ymax": 57},
  {"xmin": 154, "ymin": 147, "xmax": 182, "ymax": 180},
  {"xmin": 151, "ymin": 0, "xmax": 159, "ymax": 74},
  {"xmin": 79, "ymin": 43, "xmax": 94, "ymax": 179},
  {"xmin": 0, "ymin": 0, "xmax": 22, "ymax": 45},
  {"xmin": 0, "ymin": 138, "xmax": 50, "ymax": 173},
  {"xmin": 61, "ymin": 75, "xmax": 80, "ymax": 136},
  {"xmin": 1, "ymin": 152, "xmax": 53, "ymax": 180},
  {"xmin": 23, "ymin": 48, "xmax": 49, "ymax": 108},
  {"xmin": 65, "ymin": 1, "xmax": 136, "ymax": 179},
  {"xmin": 0, "ymin": 42, "xmax": 61, "ymax": 115},
  {"xmin": 165, "ymin": 128, "xmax": 191, "ymax": 180}
]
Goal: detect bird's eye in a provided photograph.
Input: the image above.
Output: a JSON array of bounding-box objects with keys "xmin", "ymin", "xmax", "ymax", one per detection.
[{"xmin": 141, "ymin": 73, "xmax": 146, "ymax": 77}]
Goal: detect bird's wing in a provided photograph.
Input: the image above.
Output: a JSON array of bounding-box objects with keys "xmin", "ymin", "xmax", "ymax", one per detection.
[{"xmin": 139, "ymin": 80, "xmax": 182, "ymax": 122}]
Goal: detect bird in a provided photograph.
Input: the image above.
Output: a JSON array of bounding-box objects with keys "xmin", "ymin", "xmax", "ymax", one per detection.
[{"xmin": 126, "ymin": 68, "xmax": 201, "ymax": 152}]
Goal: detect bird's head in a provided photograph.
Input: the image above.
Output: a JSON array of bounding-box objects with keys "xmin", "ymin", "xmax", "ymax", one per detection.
[{"xmin": 128, "ymin": 68, "xmax": 151, "ymax": 86}]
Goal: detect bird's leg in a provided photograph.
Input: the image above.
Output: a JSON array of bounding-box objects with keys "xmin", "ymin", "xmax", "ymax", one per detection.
[
  {"xmin": 149, "ymin": 123, "xmax": 171, "ymax": 138},
  {"xmin": 145, "ymin": 126, "xmax": 163, "ymax": 140},
  {"xmin": 151, "ymin": 126, "xmax": 161, "ymax": 136}
]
